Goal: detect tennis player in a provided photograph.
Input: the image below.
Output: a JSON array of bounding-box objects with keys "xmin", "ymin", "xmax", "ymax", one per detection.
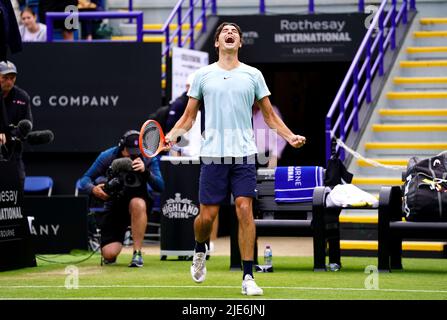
[{"xmin": 164, "ymin": 22, "xmax": 306, "ymax": 296}]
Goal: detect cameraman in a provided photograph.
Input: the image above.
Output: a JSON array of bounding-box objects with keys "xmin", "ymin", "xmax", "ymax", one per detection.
[
  {"xmin": 79, "ymin": 130, "xmax": 164, "ymax": 267},
  {"xmin": 0, "ymin": 61, "xmax": 33, "ymax": 188}
]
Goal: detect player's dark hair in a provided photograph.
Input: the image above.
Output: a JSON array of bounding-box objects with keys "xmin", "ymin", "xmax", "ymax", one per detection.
[{"xmin": 214, "ymin": 22, "xmax": 243, "ymax": 54}]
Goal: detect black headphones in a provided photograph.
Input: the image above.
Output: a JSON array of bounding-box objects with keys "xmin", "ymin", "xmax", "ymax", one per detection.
[{"xmin": 118, "ymin": 130, "xmax": 140, "ymax": 151}]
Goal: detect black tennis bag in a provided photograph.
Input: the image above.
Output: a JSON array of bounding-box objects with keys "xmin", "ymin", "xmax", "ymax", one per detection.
[{"xmin": 403, "ymin": 152, "xmax": 447, "ymax": 222}]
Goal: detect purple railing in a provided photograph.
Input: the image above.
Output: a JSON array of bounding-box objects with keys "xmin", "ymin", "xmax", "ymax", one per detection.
[
  {"xmin": 46, "ymin": 0, "xmax": 217, "ymax": 50},
  {"xmin": 142, "ymin": 0, "xmax": 217, "ymax": 57},
  {"xmin": 128, "ymin": 0, "xmax": 133, "ymax": 23},
  {"xmin": 45, "ymin": 11, "xmax": 144, "ymax": 42},
  {"xmin": 325, "ymin": 0, "xmax": 416, "ymax": 165}
]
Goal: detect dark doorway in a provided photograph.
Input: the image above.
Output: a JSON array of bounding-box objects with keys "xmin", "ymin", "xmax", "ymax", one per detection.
[{"xmin": 252, "ymin": 61, "xmax": 350, "ymax": 167}]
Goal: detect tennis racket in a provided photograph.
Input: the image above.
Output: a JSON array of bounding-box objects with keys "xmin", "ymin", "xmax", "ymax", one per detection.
[{"xmin": 138, "ymin": 120, "xmax": 166, "ymax": 158}]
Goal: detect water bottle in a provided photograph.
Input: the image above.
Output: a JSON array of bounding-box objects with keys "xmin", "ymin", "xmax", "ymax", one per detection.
[{"xmin": 264, "ymin": 245, "xmax": 272, "ymax": 266}]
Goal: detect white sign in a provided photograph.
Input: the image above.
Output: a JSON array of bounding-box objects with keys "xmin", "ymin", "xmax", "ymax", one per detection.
[
  {"xmin": 171, "ymin": 47, "xmax": 209, "ymax": 101},
  {"xmin": 162, "ymin": 193, "xmax": 199, "ymax": 219}
]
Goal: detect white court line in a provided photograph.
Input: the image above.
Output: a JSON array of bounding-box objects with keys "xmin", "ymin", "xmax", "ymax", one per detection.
[{"xmin": 1, "ymin": 285, "xmax": 447, "ymax": 294}]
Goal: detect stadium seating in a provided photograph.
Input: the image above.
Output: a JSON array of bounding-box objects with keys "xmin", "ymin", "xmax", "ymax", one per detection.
[{"xmin": 24, "ymin": 176, "xmax": 53, "ymax": 196}]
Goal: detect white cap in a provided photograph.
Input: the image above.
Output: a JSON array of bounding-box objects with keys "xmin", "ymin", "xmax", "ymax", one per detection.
[{"xmin": 0, "ymin": 61, "xmax": 17, "ymax": 75}]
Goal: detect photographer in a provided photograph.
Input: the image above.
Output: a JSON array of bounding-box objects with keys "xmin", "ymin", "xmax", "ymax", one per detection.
[
  {"xmin": 79, "ymin": 130, "xmax": 164, "ymax": 267},
  {"xmin": 0, "ymin": 61, "xmax": 33, "ymax": 188}
]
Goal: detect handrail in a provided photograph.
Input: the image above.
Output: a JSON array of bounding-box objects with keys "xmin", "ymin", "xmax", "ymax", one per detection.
[
  {"xmin": 128, "ymin": 0, "xmax": 133, "ymax": 23},
  {"xmin": 142, "ymin": 0, "xmax": 217, "ymax": 57},
  {"xmin": 138, "ymin": 0, "xmax": 216, "ymax": 87},
  {"xmin": 45, "ymin": 11, "xmax": 144, "ymax": 42},
  {"xmin": 325, "ymin": 0, "xmax": 416, "ymax": 165}
]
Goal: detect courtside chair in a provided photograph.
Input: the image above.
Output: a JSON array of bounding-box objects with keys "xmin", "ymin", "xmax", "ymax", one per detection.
[{"xmin": 24, "ymin": 176, "xmax": 54, "ymax": 196}]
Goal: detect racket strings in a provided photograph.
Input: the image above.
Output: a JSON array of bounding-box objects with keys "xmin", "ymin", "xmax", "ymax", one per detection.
[{"xmin": 141, "ymin": 123, "xmax": 161, "ymax": 156}]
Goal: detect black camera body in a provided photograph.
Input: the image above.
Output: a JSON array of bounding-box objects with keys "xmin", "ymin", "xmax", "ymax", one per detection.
[{"xmin": 103, "ymin": 158, "xmax": 144, "ymax": 199}]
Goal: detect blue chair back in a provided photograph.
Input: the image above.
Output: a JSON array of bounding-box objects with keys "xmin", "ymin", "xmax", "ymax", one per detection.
[{"xmin": 24, "ymin": 176, "xmax": 53, "ymax": 196}]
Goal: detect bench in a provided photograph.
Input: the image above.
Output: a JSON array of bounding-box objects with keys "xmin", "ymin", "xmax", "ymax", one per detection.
[
  {"xmin": 229, "ymin": 169, "xmax": 342, "ymax": 271},
  {"xmin": 378, "ymin": 186, "xmax": 447, "ymax": 272}
]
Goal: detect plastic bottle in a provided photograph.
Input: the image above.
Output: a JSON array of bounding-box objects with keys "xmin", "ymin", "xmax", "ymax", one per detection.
[{"xmin": 264, "ymin": 245, "xmax": 272, "ymax": 266}]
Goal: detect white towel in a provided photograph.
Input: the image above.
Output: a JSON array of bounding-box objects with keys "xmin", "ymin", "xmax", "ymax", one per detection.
[{"xmin": 326, "ymin": 184, "xmax": 379, "ymax": 208}]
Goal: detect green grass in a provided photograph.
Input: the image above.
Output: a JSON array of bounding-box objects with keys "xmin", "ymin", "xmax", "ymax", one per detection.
[{"xmin": 1, "ymin": 253, "xmax": 447, "ymax": 300}]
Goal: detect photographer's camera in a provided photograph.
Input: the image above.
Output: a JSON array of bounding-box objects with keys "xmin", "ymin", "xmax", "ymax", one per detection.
[{"xmin": 103, "ymin": 158, "xmax": 143, "ymax": 198}]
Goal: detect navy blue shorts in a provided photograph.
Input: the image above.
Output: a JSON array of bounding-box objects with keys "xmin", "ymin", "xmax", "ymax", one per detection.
[{"xmin": 199, "ymin": 156, "xmax": 257, "ymax": 205}]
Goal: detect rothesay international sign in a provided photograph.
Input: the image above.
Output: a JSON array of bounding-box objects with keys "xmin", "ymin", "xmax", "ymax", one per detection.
[{"xmin": 207, "ymin": 13, "xmax": 368, "ymax": 63}]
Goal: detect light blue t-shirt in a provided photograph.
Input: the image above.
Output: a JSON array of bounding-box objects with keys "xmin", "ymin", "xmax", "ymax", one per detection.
[{"xmin": 188, "ymin": 62, "xmax": 271, "ymax": 157}]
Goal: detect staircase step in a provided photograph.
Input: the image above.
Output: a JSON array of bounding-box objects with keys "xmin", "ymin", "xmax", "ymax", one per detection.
[
  {"xmin": 372, "ymin": 124, "xmax": 447, "ymax": 141},
  {"xmin": 400, "ymin": 60, "xmax": 447, "ymax": 68},
  {"xmin": 420, "ymin": 18, "xmax": 447, "ymax": 25},
  {"xmin": 412, "ymin": 31, "xmax": 447, "ymax": 46},
  {"xmin": 379, "ymin": 108, "xmax": 447, "ymax": 116},
  {"xmin": 393, "ymin": 77, "xmax": 447, "ymax": 89},
  {"xmin": 407, "ymin": 46, "xmax": 447, "ymax": 53},
  {"xmin": 372, "ymin": 124, "xmax": 447, "ymax": 131},
  {"xmin": 378, "ymin": 108, "xmax": 447, "ymax": 122},
  {"xmin": 365, "ymin": 142, "xmax": 447, "ymax": 150},
  {"xmin": 357, "ymin": 158, "xmax": 408, "ymax": 167},
  {"xmin": 111, "ymin": 35, "xmax": 164, "ymax": 42},
  {"xmin": 406, "ymin": 46, "xmax": 447, "ymax": 59},
  {"xmin": 387, "ymin": 91, "xmax": 447, "ymax": 99},
  {"xmin": 414, "ymin": 31, "xmax": 447, "ymax": 38},
  {"xmin": 386, "ymin": 104, "xmax": 447, "ymax": 109},
  {"xmin": 340, "ymin": 240, "xmax": 446, "ymax": 251},
  {"xmin": 352, "ymin": 177, "xmax": 403, "ymax": 186},
  {"xmin": 394, "ymin": 76, "xmax": 447, "ymax": 84},
  {"xmin": 111, "ymin": 35, "xmax": 190, "ymax": 44},
  {"xmin": 143, "ymin": 22, "xmax": 202, "ymax": 31},
  {"xmin": 354, "ymin": 159, "xmax": 407, "ymax": 175},
  {"xmin": 339, "ymin": 215, "xmax": 378, "ymax": 224},
  {"xmin": 118, "ymin": 22, "xmax": 202, "ymax": 36},
  {"xmin": 399, "ymin": 60, "xmax": 447, "ymax": 77},
  {"xmin": 364, "ymin": 142, "xmax": 447, "ymax": 157}
]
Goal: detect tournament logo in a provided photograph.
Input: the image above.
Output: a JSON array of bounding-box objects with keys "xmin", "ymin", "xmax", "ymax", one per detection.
[{"xmin": 162, "ymin": 193, "xmax": 199, "ymax": 219}]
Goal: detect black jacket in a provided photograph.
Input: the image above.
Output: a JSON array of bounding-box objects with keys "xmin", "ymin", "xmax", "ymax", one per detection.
[
  {"xmin": 3, "ymin": 86, "xmax": 33, "ymax": 128},
  {"xmin": 0, "ymin": 95, "xmax": 7, "ymax": 133}
]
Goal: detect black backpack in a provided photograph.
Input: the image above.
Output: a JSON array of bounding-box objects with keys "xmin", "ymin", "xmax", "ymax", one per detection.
[{"xmin": 403, "ymin": 152, "xmax": 447, "ymax": 222}]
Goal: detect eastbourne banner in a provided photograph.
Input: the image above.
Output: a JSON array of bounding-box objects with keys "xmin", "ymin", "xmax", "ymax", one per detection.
[
  {"xmin": 0, "ymin": 160, "xmax": 36, "ymax": 271},
  {"xmin": 207, "ymin": 13, "xmax": 368, "ymax": 62},
  {"xmin": 12, "ymin": 42, "xmax": 161, "ymax": 152}
]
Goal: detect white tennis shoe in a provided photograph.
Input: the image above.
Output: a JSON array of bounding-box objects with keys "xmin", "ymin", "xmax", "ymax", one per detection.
[
  {"xmin": 190, "ymin": 251, "xmax": 207, "ymax": 283},
  {"xmin": 241, "ymin": 274, "xmax": 264, "ymax": 296}
]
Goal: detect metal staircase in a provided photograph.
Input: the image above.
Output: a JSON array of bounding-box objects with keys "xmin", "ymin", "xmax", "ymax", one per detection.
[
  {"xmin": 332, "ymin": 2, "xmax": 447, "ymax": 257},
  {"xmin": 350, "ymin": 15, "xmax": 447, "ymax": 194}
]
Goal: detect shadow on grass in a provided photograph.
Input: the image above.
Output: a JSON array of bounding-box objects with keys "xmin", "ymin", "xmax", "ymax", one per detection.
[{"xmin": 264, "ymin": 263, "xmax": 447, "ymax": 275}]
